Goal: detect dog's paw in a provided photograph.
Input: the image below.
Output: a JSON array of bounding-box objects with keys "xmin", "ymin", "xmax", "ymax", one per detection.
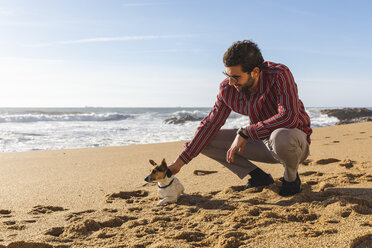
[
  {"xmin": 157, "ymin": 199, "xmax": 169, "ymax": 206},
  {"xmin": 157, "ymin": 197, "xmax": 178, "ymax": 206}
]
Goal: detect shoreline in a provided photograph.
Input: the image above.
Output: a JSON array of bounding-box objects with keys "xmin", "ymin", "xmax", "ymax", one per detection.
[
  {"xmin": 0, "ymin": 119, "xmax": 370, "ymax": 156},
  {"xmin": 0, "ymin": 122, "xmax": 371, "ymax": 247},
  {"xmin": 1, "ymin": 107, "xmax": 371, "ymax": 154}
]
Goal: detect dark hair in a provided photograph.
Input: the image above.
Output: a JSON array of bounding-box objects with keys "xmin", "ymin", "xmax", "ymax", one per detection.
[{"xmin": 223, "ymin": 40, "xmax": 264, "ymax": 72}]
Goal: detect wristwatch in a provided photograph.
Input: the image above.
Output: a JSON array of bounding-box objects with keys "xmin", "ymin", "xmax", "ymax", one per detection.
[{"xmin": 237, "ymin": 127, "xmax": 249, "ymax": 140}]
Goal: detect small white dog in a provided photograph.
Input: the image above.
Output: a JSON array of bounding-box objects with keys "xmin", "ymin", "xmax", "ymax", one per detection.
[{"xmin": 144, "ymin": 159, "xmax": 184, "ymax": 205}]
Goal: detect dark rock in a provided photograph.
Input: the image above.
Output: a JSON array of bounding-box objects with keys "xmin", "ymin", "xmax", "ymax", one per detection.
[
  {"xmin": 321, "ymin": 108, "xmax": 372, "ymax": 122},
  {"xmin": 337, "ymin": 117, "xmax": 372, "ymax": 125},
  {"xmin": 164, "ymin": 115, "xmax": 203, "ymax": 124}
]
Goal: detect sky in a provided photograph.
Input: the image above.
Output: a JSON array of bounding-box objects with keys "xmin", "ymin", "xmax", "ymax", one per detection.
[{"xmin": 0, "ymin": 0, "xmax": 371, "ymax": 108}]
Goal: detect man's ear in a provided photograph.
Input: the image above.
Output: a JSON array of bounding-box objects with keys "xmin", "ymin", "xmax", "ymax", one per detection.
[
  {"xmin": 149, "ymin": 160, "xmax": 157, "ymax": 166},
  {"xmin": 251, "ymin": 67, "xmax": 260, "ymax": 77}
]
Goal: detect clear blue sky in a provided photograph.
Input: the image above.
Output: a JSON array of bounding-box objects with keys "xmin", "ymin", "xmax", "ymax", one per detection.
[{"xmin": 1, "ymin": 0, "xmax": 371, "ymax": 107}]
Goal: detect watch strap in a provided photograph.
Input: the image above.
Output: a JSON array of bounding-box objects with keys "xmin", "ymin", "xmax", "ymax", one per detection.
[{"xmin": 237, "ymin": 127, "xmax": 249, "ymax": 140}]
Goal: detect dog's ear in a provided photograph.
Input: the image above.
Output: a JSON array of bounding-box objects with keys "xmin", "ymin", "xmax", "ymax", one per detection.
[
  {"xmin": 161, "ymin": 158, "xmax": 167, "ymax": 167},
  {"xmin": 149, "ymin": 160, "xmax": 157, "ymax": 166}
]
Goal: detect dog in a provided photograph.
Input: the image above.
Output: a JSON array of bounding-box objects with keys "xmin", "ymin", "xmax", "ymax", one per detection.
[{"xmin": 144, "ymin": 158, "xmax": 184, "ymax": 205}]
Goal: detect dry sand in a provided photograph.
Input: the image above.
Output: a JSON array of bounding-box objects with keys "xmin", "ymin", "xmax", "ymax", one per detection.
[{"xmin": 0, "ymin": 122, "xmax": 371, "ymax": 248}]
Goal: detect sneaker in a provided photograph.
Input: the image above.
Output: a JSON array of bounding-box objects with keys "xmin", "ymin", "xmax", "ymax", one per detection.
[
  {"xmin": 279, "ymin": 174, "xmax": 301, "ymax": 196},
  {"xmin": 244, "ymin": 174, "xmax": 274, "ymax": 190}
]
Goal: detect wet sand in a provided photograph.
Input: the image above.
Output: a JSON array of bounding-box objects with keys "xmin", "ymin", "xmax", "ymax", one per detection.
[{"xmin": 0, "ymin": 122, "xmax": 371, "ymax": 247}]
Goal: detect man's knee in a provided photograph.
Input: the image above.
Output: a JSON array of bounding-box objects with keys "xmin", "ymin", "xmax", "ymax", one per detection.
[
  {"xmin": 269, "ymin": 128, "xmax": 298, "ymax": 155},
  {"xmin": 269, "ymin": 128, "xmax": 307, "ymax": 161}
]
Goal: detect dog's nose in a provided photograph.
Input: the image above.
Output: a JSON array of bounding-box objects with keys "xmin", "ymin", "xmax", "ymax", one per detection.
[{"xmin": 144, "ymin": 176, "xmax": 150, "ymax": 182}]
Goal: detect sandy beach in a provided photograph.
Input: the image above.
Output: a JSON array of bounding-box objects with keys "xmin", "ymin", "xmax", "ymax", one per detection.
[{"xmin": 0, "ymin": 122, "xmax": 371, "ymax": 248}]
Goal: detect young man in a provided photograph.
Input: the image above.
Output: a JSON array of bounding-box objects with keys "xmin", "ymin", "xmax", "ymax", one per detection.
[{"xmin": 168, "ymin": 40, "xmax": 312, "ymax": 196}]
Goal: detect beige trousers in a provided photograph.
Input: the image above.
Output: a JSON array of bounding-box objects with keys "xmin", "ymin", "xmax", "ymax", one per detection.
[{"xmin": 201, "ymin": 128, "xmax": 310, "ymax": 181}]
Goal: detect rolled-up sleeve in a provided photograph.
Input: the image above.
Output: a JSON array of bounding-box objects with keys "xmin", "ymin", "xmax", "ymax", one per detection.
[{"xmin": 179, "ymin": 84, "xmax": 232, "ymax": 164}]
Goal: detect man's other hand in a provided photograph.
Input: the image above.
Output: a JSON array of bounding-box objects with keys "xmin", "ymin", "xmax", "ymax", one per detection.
[{"xmin": 226, "ymin": 134, "xmax": 247, "ymax": 163}]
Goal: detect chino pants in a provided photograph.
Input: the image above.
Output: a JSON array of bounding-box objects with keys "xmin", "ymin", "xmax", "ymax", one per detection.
[{"xmin": 201, "ymin": 128, "xmax": 310, "ymax": 182}]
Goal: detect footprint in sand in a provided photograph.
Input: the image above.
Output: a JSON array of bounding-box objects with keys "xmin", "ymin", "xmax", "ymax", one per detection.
[
  {"xmin": 65, "ymin": 209, "xmax": 96, "ymax": 221},
  {"xmin": 60, "ymin": 215, "xmax": 137, "ymax": 238},
  {"xmin": 316, "ymin": 158, "xmax": 341, "ymax": 165},
  {"xmin": 340, "ymin": 195, "xmax": 372, "ymax": 215},
  {"xmin": 338, "ymin": 172, "xmax": 365, "ymax": 184},
  {"xmin": 127, "ymin": 207, "xmax": 142, "ymax": 213},
  {"xmin": 326, "ymin": 219, "xmax": 340, "ymax": 224},
  {"xmin": 28, "ymin": 205, "xmax": 67, "ymax": 215},
  {"xmin": 300, "ymin": 171, "xmax": 323, "ymax": 177},
  {"xmin": 21, "ymin": 219, "xmax": 37, "ymax": 224},
  {"xmin": 303, "ymin": 228, "xmax": 338, "ymax": 237},
  {"xmin": 318, "ymin": 182, "xmax": 335, "ymax": 191},
  {"xmin": 301, "ymin": 159, "xmax": 312, "ymax": 166},
  {"xmin": 0, "ymin": 209, "xmax": 11, "ymax": 215},
  {"xmin": 0, "ymin": 209, "xmax": 12, "ymax": 218},
  {"xmin": 106, "ymin": 190, "xmax": 149, "ymax": 203},
  {"xmin": 350, "ymin": 233, "xmax": 372, "ymax": 248},
  {"xmin": 2, "ymin": 241, "xmax": 54, "ymax": 248},
  {"xmin": 244, "ymin": 197, "xmax": 267, "ymax": 205},
  {"xmin": 223, "ymin": 185, "xmax": 246, "ymax": 193},
  {"xmin": 102, "ymin": 208, "xmax": 118, "ymax": 213},
  {"xmin": 44, "ymin": 226, "xmax": 64, "ymax": 237},
  {"xmin": 339, "ymin": 159, "xmax": 354, "ymax": 168},
  {"xmin": 3, "ymin": 220, "xmax": 16, "ymax": 225},
  {"xmin": 3, "ymin": 220, "xmax": 26, "ymax": 230},
  {"xmin": 193, "ymin": 170, "xmax": 218, "ymax": 176},
  {"xmin": 174, "ymin": 230, "xmax": 206, "ymax": 242}
]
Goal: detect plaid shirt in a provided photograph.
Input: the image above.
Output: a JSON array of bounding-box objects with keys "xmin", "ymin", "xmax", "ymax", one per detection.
[{"xmin": 179, "ymin": 61, "xmax": 312, "ymax": 164}]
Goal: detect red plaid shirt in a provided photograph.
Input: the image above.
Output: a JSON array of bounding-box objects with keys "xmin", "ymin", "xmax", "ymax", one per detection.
[{"xmin": 179, "ymin": 61, "xmax": 312, "ymax": 164}]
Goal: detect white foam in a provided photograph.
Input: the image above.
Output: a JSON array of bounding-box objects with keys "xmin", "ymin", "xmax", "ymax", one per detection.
[{"xmin": 0, "ymin": 107, "xmax": 343, "ymax": 153}]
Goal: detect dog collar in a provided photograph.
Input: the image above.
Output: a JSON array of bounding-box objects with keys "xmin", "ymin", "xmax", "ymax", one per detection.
[{"xmin": 158, "ymin": 178, "xmax": 175, "ymax": 189}]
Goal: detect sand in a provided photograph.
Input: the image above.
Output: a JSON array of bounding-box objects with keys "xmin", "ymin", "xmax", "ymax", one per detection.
[{"xmin": 0, "ymin": 122, "xmax": 371, "ymax": 248}]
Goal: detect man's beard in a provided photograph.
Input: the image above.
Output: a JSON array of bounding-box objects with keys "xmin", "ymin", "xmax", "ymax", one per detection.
[{"xmin": 241, "ymin": 76, "xmax": 255, "ymax": 94}]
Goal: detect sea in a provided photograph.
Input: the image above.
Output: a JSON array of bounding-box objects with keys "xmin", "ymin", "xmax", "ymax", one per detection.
[{"xmin": 0, "ymin": 107, "xmax": 340, "ymax": 153}]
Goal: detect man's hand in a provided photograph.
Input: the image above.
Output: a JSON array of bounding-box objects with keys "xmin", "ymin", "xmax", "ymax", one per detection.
[
  {"xmin": 168, "ymin": 157, "xmax": 185, "ymax": 175},
  {"xmin": 226, "ymin": 134, "xmax": 247, "ymax": 163}
]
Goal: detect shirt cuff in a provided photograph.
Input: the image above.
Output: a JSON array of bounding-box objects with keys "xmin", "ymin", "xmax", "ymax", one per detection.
[{"xmin": 179, "ymin": 151, "xmax": 192, "ymax": 164}]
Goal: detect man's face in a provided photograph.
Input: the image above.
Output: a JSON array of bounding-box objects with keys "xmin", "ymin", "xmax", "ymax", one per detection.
[{"xmin": 224, "ymin": 65, "xmax": 259, "ymax": 94}]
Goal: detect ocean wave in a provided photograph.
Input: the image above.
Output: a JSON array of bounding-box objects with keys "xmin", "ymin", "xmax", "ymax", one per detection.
[
  {"xmin": 0, "ymin": 107, "xmax": 351, "ymax": 153},
  {"xmin": 170, "ymin": 110, "xmax": 209, "ymax": 119},
  {"xmin": 0, "ymin": 112, "xmax": 133, "ymax": 123},
  {"xmin": 307, "ymin": 111, "xmax": 339, "ymax": 128}
]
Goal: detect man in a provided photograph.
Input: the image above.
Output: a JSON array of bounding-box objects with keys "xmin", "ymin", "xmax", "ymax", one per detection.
[{"xmin": 168, "ymin": 40, "xmax": 312, "ymax": 196}]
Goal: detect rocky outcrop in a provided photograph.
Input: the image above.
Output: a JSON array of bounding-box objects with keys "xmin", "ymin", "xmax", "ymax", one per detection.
[
  {"xmin": 337, "ymin": 117, "xmax": 372, "ymax": 125},
  {"xmin": 321, "ymin": 108, "xmax": 372, "ymax": 124},
  {"xmin": 164, "ymin": 115, "xmax": 204, "ymax": 124}
]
